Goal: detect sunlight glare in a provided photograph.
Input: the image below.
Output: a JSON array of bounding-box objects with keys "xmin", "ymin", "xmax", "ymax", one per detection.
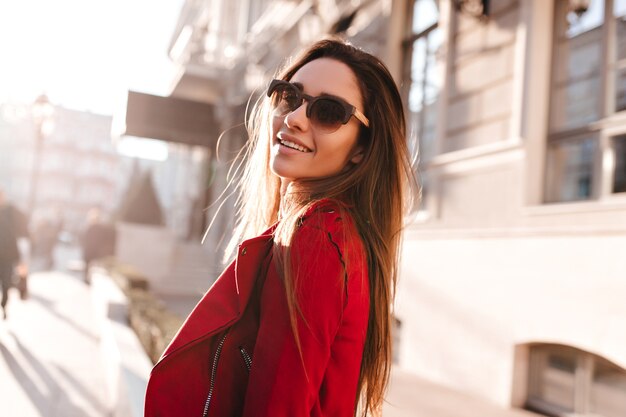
[{"xmin": 116, "ymin": 137, "xmax": 169, "ymax": 162}]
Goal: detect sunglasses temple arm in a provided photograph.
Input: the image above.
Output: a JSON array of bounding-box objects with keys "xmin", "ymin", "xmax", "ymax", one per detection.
[{"xmin": 353, "ymin": 108, "xmax": 370, "ymax": 127}]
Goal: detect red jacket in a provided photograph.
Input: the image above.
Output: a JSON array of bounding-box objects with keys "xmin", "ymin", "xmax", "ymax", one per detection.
[{"xmin": 144, "ymin": 202, "xmax": 370, "ymax": 417}]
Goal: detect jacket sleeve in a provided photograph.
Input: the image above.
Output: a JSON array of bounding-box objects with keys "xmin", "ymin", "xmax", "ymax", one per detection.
[{"xmin": 242, "ymin": 212, "xmax": 355, "ymax": 416}]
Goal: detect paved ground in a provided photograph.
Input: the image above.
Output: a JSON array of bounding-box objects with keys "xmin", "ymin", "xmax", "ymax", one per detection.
[
  {"xmin": 384, "ymin": 367, "xmax": 541, "ymax": 417},
  {"xmin": 0, "ymin": 270, "xmax": 110, "ymax": 417}
]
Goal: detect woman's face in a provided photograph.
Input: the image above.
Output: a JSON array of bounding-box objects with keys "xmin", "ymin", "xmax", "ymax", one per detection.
[{"xmin": 269, "ymin": 58, "xmax": 365, "ymax": 183}]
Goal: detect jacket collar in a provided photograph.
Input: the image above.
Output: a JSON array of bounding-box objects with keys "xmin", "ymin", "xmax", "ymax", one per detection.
[{"xmin": 157, "ymin": 225, "xmax": 276, "ymax": 363}]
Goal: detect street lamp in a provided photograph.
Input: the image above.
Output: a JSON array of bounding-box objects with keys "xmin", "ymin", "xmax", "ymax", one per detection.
[
  {"xmin": 568, "ymin": 0, "xmax": 591, "ymax": 18},
  {"xmin": 454, "ymin": 0, "xmax": 489, "ymax": 20},
  {"xmin": 27, "ymin": 94, "xmax": 54, "ymax": 219}
]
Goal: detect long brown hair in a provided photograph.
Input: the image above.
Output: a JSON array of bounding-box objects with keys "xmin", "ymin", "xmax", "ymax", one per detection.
[{"xmin": 228, "ymin": 38, "xmax": 417, "ymax": 416}]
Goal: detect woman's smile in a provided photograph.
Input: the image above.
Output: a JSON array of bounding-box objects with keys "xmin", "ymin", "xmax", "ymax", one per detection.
[{"xmin": 275, "ymin": 132, "xmax": 312, "ymax": 153}]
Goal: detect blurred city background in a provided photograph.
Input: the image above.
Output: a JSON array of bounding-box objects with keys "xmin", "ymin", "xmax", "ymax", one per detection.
[{"xmin": 1, "ymin": 0, "xmax": 625, "ymax": 416}]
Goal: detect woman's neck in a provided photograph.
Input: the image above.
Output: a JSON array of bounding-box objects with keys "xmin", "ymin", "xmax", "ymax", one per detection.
[
  {"xmin": 280, "ymin": 179, "xmax": 291, "ymax": 198},
  {"xmin": 278, "ymin": 179, "xmax": 291, "ymax": 219}
]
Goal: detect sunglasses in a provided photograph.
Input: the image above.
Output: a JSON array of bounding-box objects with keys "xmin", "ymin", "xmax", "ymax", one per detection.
[{"xmin": 267, "ymin": 79, "xmax": 370, "ymax": 133}]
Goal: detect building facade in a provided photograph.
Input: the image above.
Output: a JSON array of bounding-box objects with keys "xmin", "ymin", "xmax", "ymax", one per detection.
[
  {"xmin": 397, "ymin": 0, "xmax": 626, "ymax": 416},
  {"xmin": 0, "ymin": 103, "xmax": 125, "ymax": 235},
  {"xmin": 129, "ymin": 0, "xmax": 626, "ymax": 415}
]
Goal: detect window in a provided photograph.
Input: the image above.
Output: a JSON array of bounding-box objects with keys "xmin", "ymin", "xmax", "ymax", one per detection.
[
  {"xmin": 612, "ymin": 134, "xmax": 626, "ymax": 192},
  {"xmin": 527, "ymin": 344, "xmax": 626, "ymax": 416},
  {"xmin": 546, "ymin": 135, "xmax": 596, "ymax": 201},
  {"xmin": 546, "ymin": 0, "xmax": 626, "ymax": 203},
  {"xmin": 590, "ymin": 357, "xmax": 626, "ymax": 416},
  {"xmin": 403, "ymin": 0, "xmax": 442, "ymax": 211}
]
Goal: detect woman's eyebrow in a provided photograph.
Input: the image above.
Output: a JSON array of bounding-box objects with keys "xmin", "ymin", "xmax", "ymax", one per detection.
[{"xmin": 292, "ymin": 81, "xmax": 341, "ymax": 99}]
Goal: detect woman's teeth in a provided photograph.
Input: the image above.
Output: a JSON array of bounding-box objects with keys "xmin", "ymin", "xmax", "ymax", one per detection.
[{"xmin": 280, "ymin": 139, "xmax": 310, "ymax": 153}]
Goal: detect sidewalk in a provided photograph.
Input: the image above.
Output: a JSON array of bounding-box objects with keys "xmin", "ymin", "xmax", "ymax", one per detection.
[
  {"xmin": 384, "ymin": 367, "xmax": 541, "ymax": 417},
  {"xmin": 0, "ymin": 270, "xmax": 110, "ymax": 417}
]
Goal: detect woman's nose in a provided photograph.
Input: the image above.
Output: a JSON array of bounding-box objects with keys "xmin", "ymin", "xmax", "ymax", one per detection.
[{"xmin": 284, "ymin": 100, "xmax": 310, "ymax": 132}]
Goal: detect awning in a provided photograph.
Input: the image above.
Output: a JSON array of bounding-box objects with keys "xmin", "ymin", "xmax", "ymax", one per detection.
[{"xmin": 121, "ymin": 91, "xmax": 217, "ymax": 148}]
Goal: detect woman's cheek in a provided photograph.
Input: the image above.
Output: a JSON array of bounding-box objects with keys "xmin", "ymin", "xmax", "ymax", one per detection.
[{"xmin": 271, "ymin": 115, "xmax": 282, "ymax": 138}]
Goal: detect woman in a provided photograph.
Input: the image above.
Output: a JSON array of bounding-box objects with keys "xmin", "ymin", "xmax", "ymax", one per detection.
[{"xmin": 144, "ymin": 38, "xmax": 416, "ymax": 417}]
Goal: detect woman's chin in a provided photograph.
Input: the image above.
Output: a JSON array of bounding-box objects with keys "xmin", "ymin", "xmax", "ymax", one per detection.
[{"xmin": 270, "ymin": 161, "xmax": 299, "ymax": 181}]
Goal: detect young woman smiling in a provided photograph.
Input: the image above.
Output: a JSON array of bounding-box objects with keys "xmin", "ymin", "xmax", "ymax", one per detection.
[{"xmin": 144, "ymin": 38, "xmax": 417, "ymax": 417}]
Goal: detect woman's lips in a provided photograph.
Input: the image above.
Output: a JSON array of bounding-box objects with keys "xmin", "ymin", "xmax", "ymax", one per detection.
[
  {"xmin": 278, "ymin": 138, "xmax": 311, "ymax": 153},
  {"xmin": 277, "ymin": 133, "xmax": 312, "ymax": 153}
]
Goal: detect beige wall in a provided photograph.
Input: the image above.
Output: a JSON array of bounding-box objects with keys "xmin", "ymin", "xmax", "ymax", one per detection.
[
  {"xmin": 398, "ymin": 232, "xmax": 626, "ymax": 406},
  {"xmin": 446, "ymin": 0, "xmax": 518, "ymax": 152},
  {"xmin": 422, "ymin": 0, "xmax": 527, "ymax": 230}
]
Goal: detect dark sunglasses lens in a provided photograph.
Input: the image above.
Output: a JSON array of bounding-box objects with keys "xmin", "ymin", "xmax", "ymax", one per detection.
[
  {"xmin": 310, "ymin": 99, "xmax": 346, "ymax": 132},
  {"xmin": 271, "ymin": 84, "xmax": 301, "ymax": 116}
]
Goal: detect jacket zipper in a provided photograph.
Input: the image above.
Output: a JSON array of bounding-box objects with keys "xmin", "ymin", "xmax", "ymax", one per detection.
[
  {"xmin": 239, "ymin": 346, "xmax": 252, "ymax": 372},
  {"xmin": 202, "ymin": 332, "xmax": 228, "ymax": 417}
]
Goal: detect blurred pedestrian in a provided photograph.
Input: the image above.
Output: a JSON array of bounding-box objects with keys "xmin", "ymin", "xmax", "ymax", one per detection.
[
  {"xmin": 0, "ymin": 188, "xmax": 27, "ymax": 319},
  {"xmin": 145, "ymin": 38, "xmax": 417, "ymax": 417},
  {"xmin": 13, "ymin": 205, "xmax": 30, "ymax": 299},
  {"xmin": 80, "ymin": 207, "xmax": 117, "ymax": 284},
  {"xmin": 32, "ymin": 216, "xmax": 61, "ymax": 269}
]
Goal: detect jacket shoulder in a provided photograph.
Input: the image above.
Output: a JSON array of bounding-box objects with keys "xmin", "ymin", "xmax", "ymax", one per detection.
[
  {"xmin": 296, "ymin": 200, "xmax": 365, "ymax": 267},
  {"xmin": 299, "ymin": 199, "xmax": 354, "ymax": 234}
]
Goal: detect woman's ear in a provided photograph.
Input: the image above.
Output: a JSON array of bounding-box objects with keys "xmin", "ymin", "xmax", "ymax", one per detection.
[{"xmin": 350, "ymin": 145, "xmax": 364, "ymax": 164}]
